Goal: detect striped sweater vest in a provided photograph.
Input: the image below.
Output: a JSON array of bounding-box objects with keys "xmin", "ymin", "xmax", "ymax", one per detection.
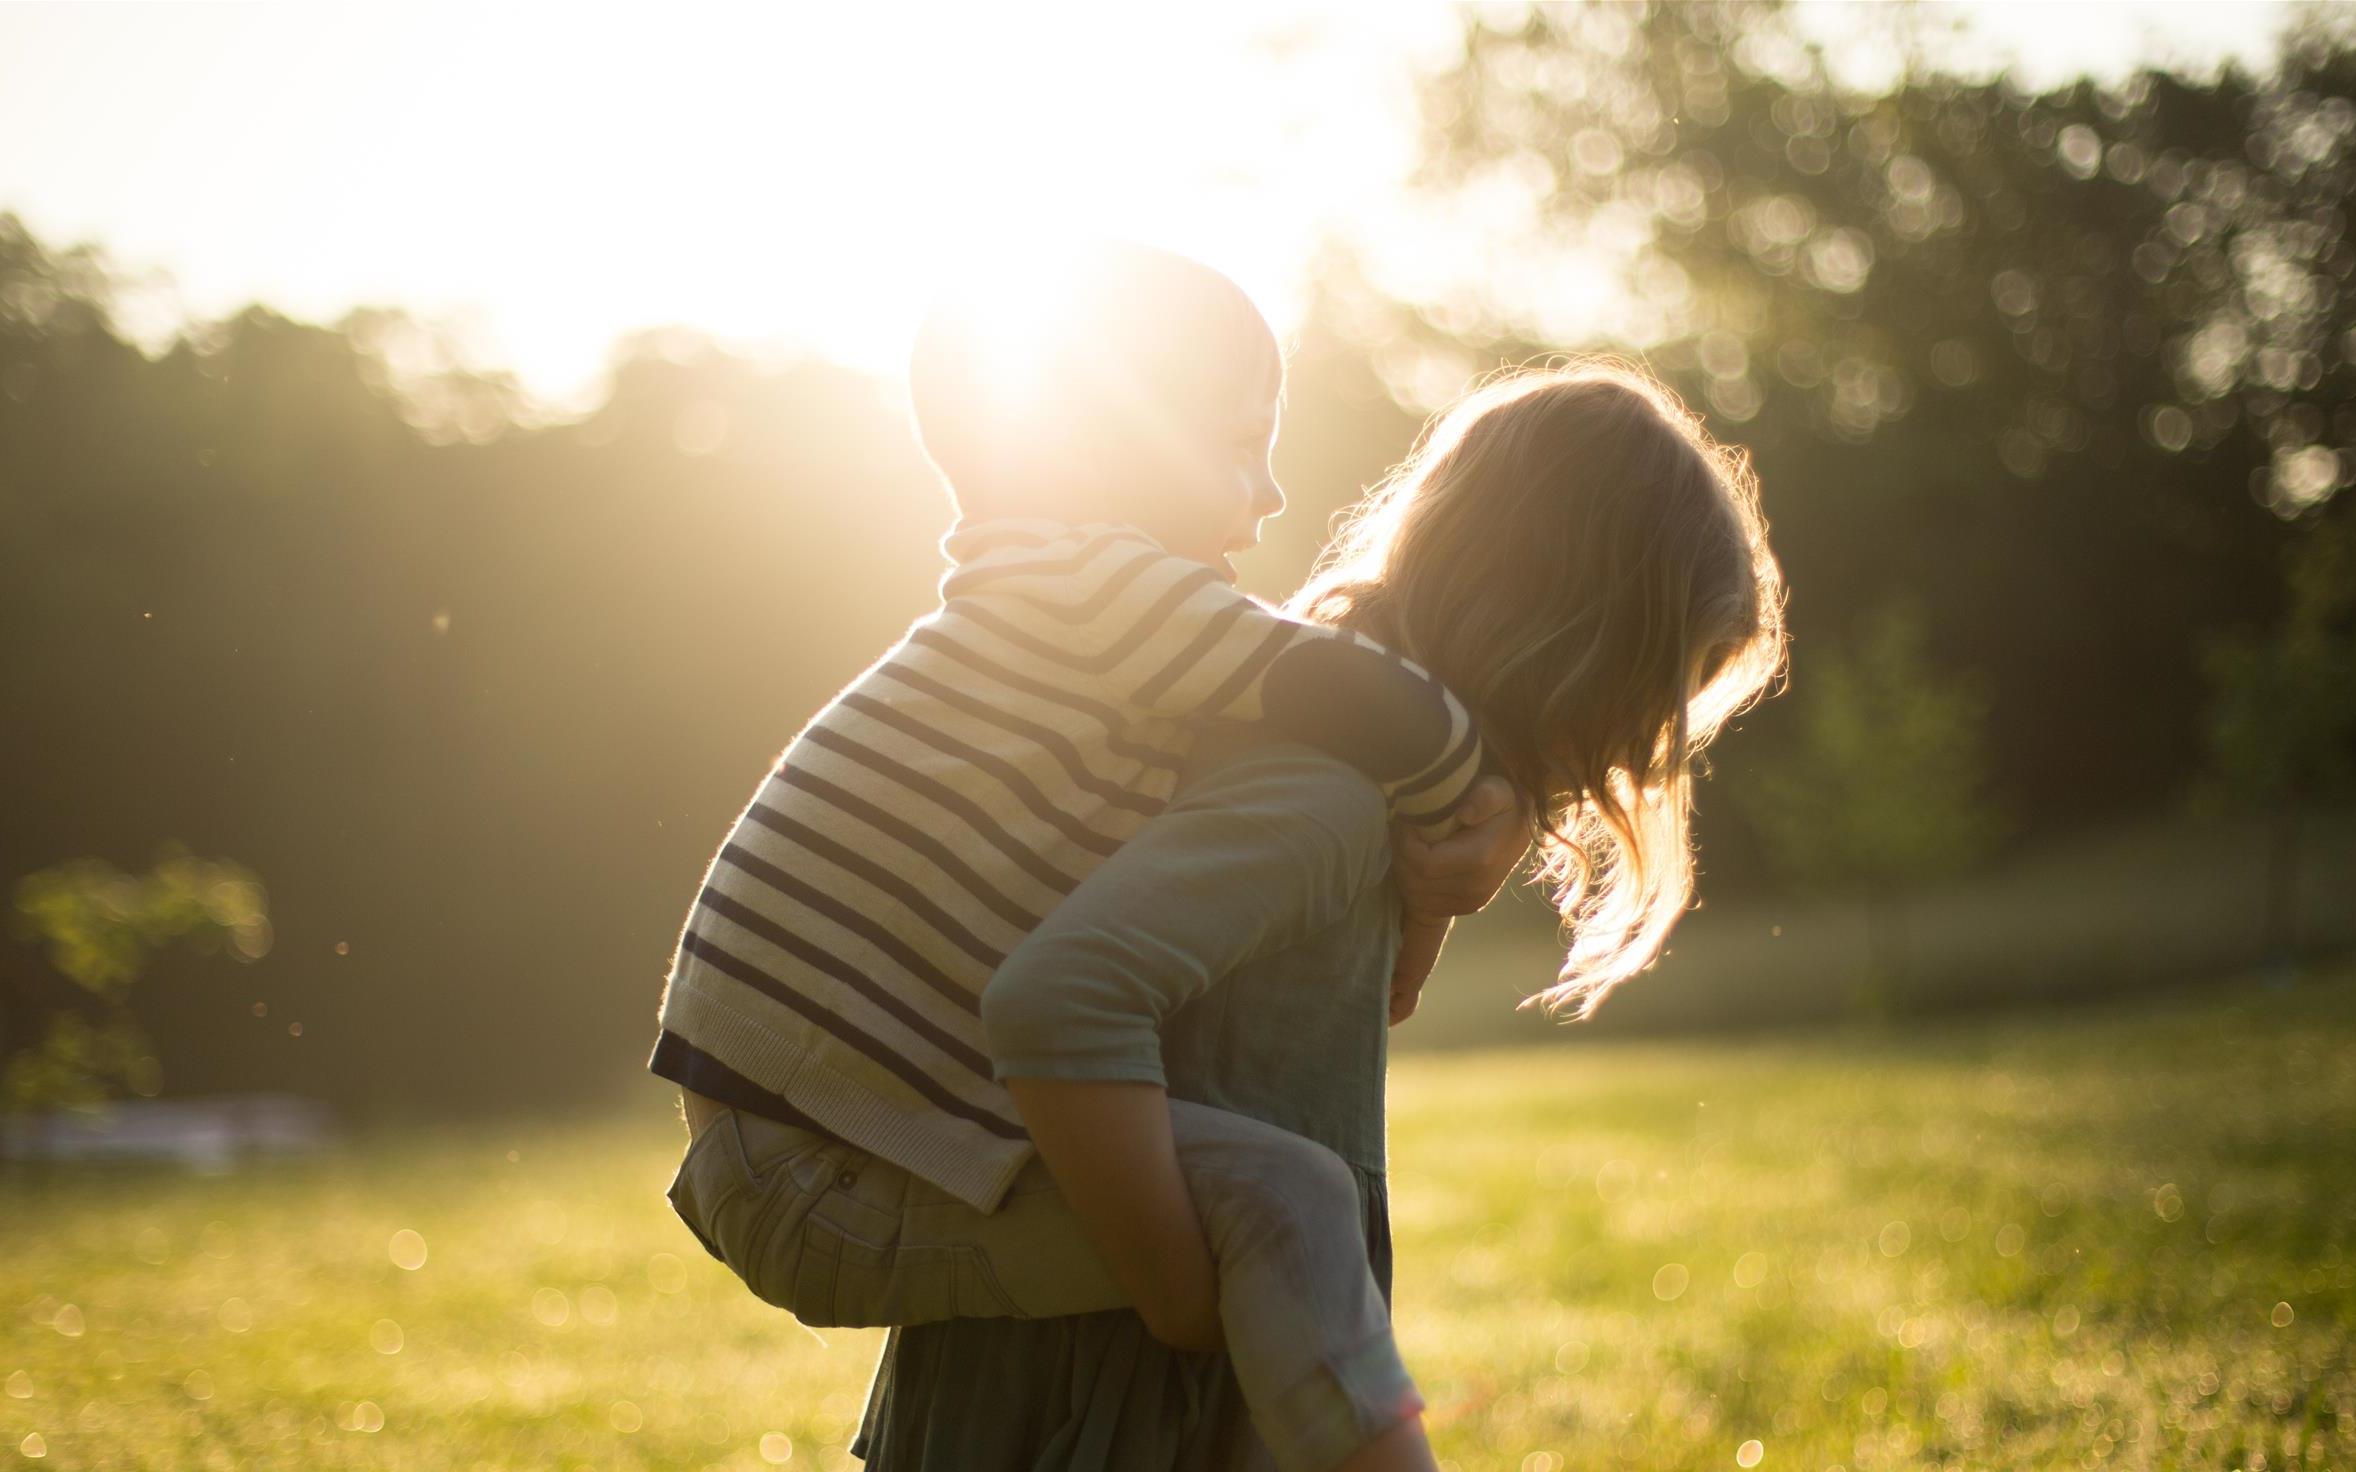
[{"xmin": 649, "ymin": 518, "xmax": 1482, "ymax": 1211}]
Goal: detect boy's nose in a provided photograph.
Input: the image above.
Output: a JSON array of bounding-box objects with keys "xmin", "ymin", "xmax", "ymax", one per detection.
[{"xmin": 1255, "ymin": 473, "xmax": 1286, "ymax": 522}]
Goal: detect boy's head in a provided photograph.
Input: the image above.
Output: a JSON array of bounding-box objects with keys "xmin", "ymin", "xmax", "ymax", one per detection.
[{"xmin": 909, "ymin": 239, "xmax": 1285, "ymax": 581}]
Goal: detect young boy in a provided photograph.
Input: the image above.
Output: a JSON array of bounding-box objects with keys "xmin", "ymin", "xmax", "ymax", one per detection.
[{"xmin": 652, "ymin": 241, "xmax": 1521, "ymax": 1472}]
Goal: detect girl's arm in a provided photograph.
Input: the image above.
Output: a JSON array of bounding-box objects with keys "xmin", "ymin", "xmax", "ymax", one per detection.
[
  {"xmin": 979, "ymin": 742, "xmax": 1391, "ymax": 1351},
  {"xmin": 1002, "ymin": 1077, "xmax": 1222, "ymax": 1352}
]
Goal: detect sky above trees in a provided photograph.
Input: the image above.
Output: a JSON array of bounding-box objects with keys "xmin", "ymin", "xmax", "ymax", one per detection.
[{"xmin": 0, "ymin": 2, "xmax": 2296, "ymax": 407}]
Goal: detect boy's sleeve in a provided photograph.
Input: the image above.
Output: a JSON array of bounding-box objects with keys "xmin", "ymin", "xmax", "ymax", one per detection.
[{"xmin": 950, "ymin": 528, "xmax": 1485, "ymax": 828}]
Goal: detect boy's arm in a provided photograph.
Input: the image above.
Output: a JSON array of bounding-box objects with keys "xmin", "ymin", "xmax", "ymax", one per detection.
[
  {"xmin": 957, "ymin": 534, "xmax": 1485, "ymax": 827},
  {"xmin": 1253, "ymin": 630, "xmax": 1484, "ymax": 831}
]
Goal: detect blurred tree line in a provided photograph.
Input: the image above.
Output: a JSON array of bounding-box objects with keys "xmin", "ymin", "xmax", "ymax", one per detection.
[
  {"xmin": 0, "ymin": 218, "xmax": 951, "ymax": 1112},
  {"xmin": 1398, "ymin": 0, "xmax": 2356, "ymax": 857},
  {"xmin": 4, "ymin": 2, "xmax": 2353, "ymax": 1111},
  {"xmin": 0, "ymin": 216, "xmax": 1427, "ymax": 1112}
]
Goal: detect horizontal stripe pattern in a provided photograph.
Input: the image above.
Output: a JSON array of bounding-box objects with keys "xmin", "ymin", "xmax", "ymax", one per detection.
[{"xmin": 652, "ymin": 516, "xmax": 1486, "ymax": 1213}]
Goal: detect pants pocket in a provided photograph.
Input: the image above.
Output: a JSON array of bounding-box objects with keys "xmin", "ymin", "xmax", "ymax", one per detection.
[
  {"xmin": 792, "ymin": 1217, "xmax": 1022, "ymax": 1328},
  {"xmin": 667, "ymin": 1111, "xmax": 837, "ymax": 1314},
  {"xmin": 666, "ymin": 1112, "xmax": 754, "ymax": 1265}
]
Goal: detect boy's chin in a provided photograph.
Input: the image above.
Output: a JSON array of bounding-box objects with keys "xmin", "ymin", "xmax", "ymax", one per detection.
[{"xmin": 1166, "ymin": 543, "xmax": 1239, "ymax": 583}]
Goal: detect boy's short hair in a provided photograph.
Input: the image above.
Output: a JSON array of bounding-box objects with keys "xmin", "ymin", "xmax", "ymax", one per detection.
[{"xmin": 909, "ymin": 239, "xmax": 1278, "ymax": 521}]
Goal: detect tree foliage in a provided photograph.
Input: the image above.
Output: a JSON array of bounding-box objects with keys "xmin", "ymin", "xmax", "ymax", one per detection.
[
  {"xmin": 1733, "ymin": 602, "xmax": 2005, "ymax": 893},
  {"xmin": 1396, "ymin": 1, "xmax": 2356, "ymax": 830},
  {"xmin": 5, "ymin": 848, "xmax": 268, "ymax": 1110},
  {"xmin": 7, "ymin": 0, "xmax": 2354, "ymax": 1104},
  {"xmin": 2199, "ymin": 517, "xmax": 2356, "ymax": 810},
  {"xmin": 0, "ymin": 212, "xmax": 1424, "ymax": 1111},
  {"xmin": 1419, "ymin": 2, "xmax": 2356, "ymax": 498}
]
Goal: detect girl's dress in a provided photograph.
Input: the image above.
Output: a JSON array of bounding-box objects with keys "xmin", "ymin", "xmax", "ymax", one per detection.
[{"xmin": 852, "ymin": 733, "xmax": 1404, "ymax": 1469}]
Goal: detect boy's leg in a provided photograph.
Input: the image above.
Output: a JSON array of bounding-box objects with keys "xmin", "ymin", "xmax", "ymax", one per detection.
[
  {"xmin": 669, "ymin": 1099, "xmax": 1418, "ymax": 1469},
  {"xmin": 665, "ymin": 1102, "xmax": 1128, "ymax": 1326},
  {"xmin": 844, "ymin": 1100, "xmax": 1421, "ymax": 1471},
  {"xmin": 1160, "ymin": 1100, "xmax": 1423, "ymax": 1472},
  {"xmin": 666, "ymin": 1104, "xmax": 860, "ymax": 1313}
]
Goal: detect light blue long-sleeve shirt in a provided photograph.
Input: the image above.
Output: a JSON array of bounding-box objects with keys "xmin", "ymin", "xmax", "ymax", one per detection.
[{"xmin": 858, "ymin": 732, "xmax": 1405, "ymax": 1468}]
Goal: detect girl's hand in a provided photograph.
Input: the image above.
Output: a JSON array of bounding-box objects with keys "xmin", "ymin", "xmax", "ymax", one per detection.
[
  {"xmin": 1389, "ymin": 915, "xmax": 1452, "ymax": 1025},
  {"xmin": 1391, "ymin": 776, "xmax": 1530, "ymax": 919}
]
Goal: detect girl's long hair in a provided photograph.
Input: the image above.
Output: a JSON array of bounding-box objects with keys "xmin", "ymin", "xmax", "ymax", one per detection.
[{"xmin": 1293, "ymin": 361, "xmax": 1788, "ymax": 1017}]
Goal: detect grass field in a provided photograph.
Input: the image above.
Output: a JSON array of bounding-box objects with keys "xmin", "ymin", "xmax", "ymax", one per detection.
[{"xmin": 6, "ymin": 961, "xmax": 2353, "ymax": 1471}]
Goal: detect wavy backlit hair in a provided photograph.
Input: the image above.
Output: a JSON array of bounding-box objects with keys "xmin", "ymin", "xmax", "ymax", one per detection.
[{"xmin": 1293, "ymin": 361, "xmax": 1788, "ymax": 1018}]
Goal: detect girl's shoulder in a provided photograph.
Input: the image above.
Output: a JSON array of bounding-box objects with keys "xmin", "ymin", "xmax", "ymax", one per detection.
[{"xmin": 1175, "ymin": 731, "xmax": 1392, "ymax": 878}]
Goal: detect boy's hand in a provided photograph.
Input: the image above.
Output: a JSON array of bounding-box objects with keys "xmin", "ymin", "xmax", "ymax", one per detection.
[
  {"xmin": 1391, "ymin": 776, "xmax": 1530, "ymax": 919},
  {"xmin": 1387, "ymin": 777, "xmax": 1532, "ymax": 1027}
]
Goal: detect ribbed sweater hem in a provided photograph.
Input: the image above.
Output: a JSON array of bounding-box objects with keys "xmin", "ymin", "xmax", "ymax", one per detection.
[{"xmin": 656, "ymin": 979, "xmax": 1031, "ymax": 1214}]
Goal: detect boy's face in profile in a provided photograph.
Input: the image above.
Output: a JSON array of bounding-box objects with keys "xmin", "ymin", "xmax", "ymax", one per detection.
[
  {"xmin": 912, "ymin": 243, "xmax": 1291, "ymax": 578},
  {"xmin": 1143, "ymin": 332, "xmax": 1286, "ymax": 584}
]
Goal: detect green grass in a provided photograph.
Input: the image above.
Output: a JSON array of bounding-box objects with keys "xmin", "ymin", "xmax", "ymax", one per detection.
[{"xmin": 6, "ymin": 963, "xmax": 2354, "ymax": 1471}]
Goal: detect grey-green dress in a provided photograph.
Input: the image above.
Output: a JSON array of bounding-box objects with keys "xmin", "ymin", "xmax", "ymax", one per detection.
[{"xmin": 851, "ymin": 734, "xmax": 1402, "ymax": 1469}]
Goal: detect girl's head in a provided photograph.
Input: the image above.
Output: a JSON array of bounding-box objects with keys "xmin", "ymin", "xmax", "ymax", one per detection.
[{"xmin": 1294, "ymin": 361, "xmax": 1788, "ymax": 1017}]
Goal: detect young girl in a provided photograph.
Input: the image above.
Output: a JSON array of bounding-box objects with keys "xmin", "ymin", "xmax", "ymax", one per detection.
[{"xmin": 855, "ymin": 359, "xmax": 1789, "ymax": 1469}]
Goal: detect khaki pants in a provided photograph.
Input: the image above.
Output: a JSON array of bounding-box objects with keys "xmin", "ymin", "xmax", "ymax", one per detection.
[{"xmin": 666, "ymin": 1099, "xmax": 1420, "ymax": 1472}]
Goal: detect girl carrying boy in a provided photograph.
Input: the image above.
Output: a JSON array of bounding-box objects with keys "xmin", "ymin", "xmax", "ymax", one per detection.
[{"xmin": 655, "ymin": 241, "xmax": 1788, "ymax": 1470}]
